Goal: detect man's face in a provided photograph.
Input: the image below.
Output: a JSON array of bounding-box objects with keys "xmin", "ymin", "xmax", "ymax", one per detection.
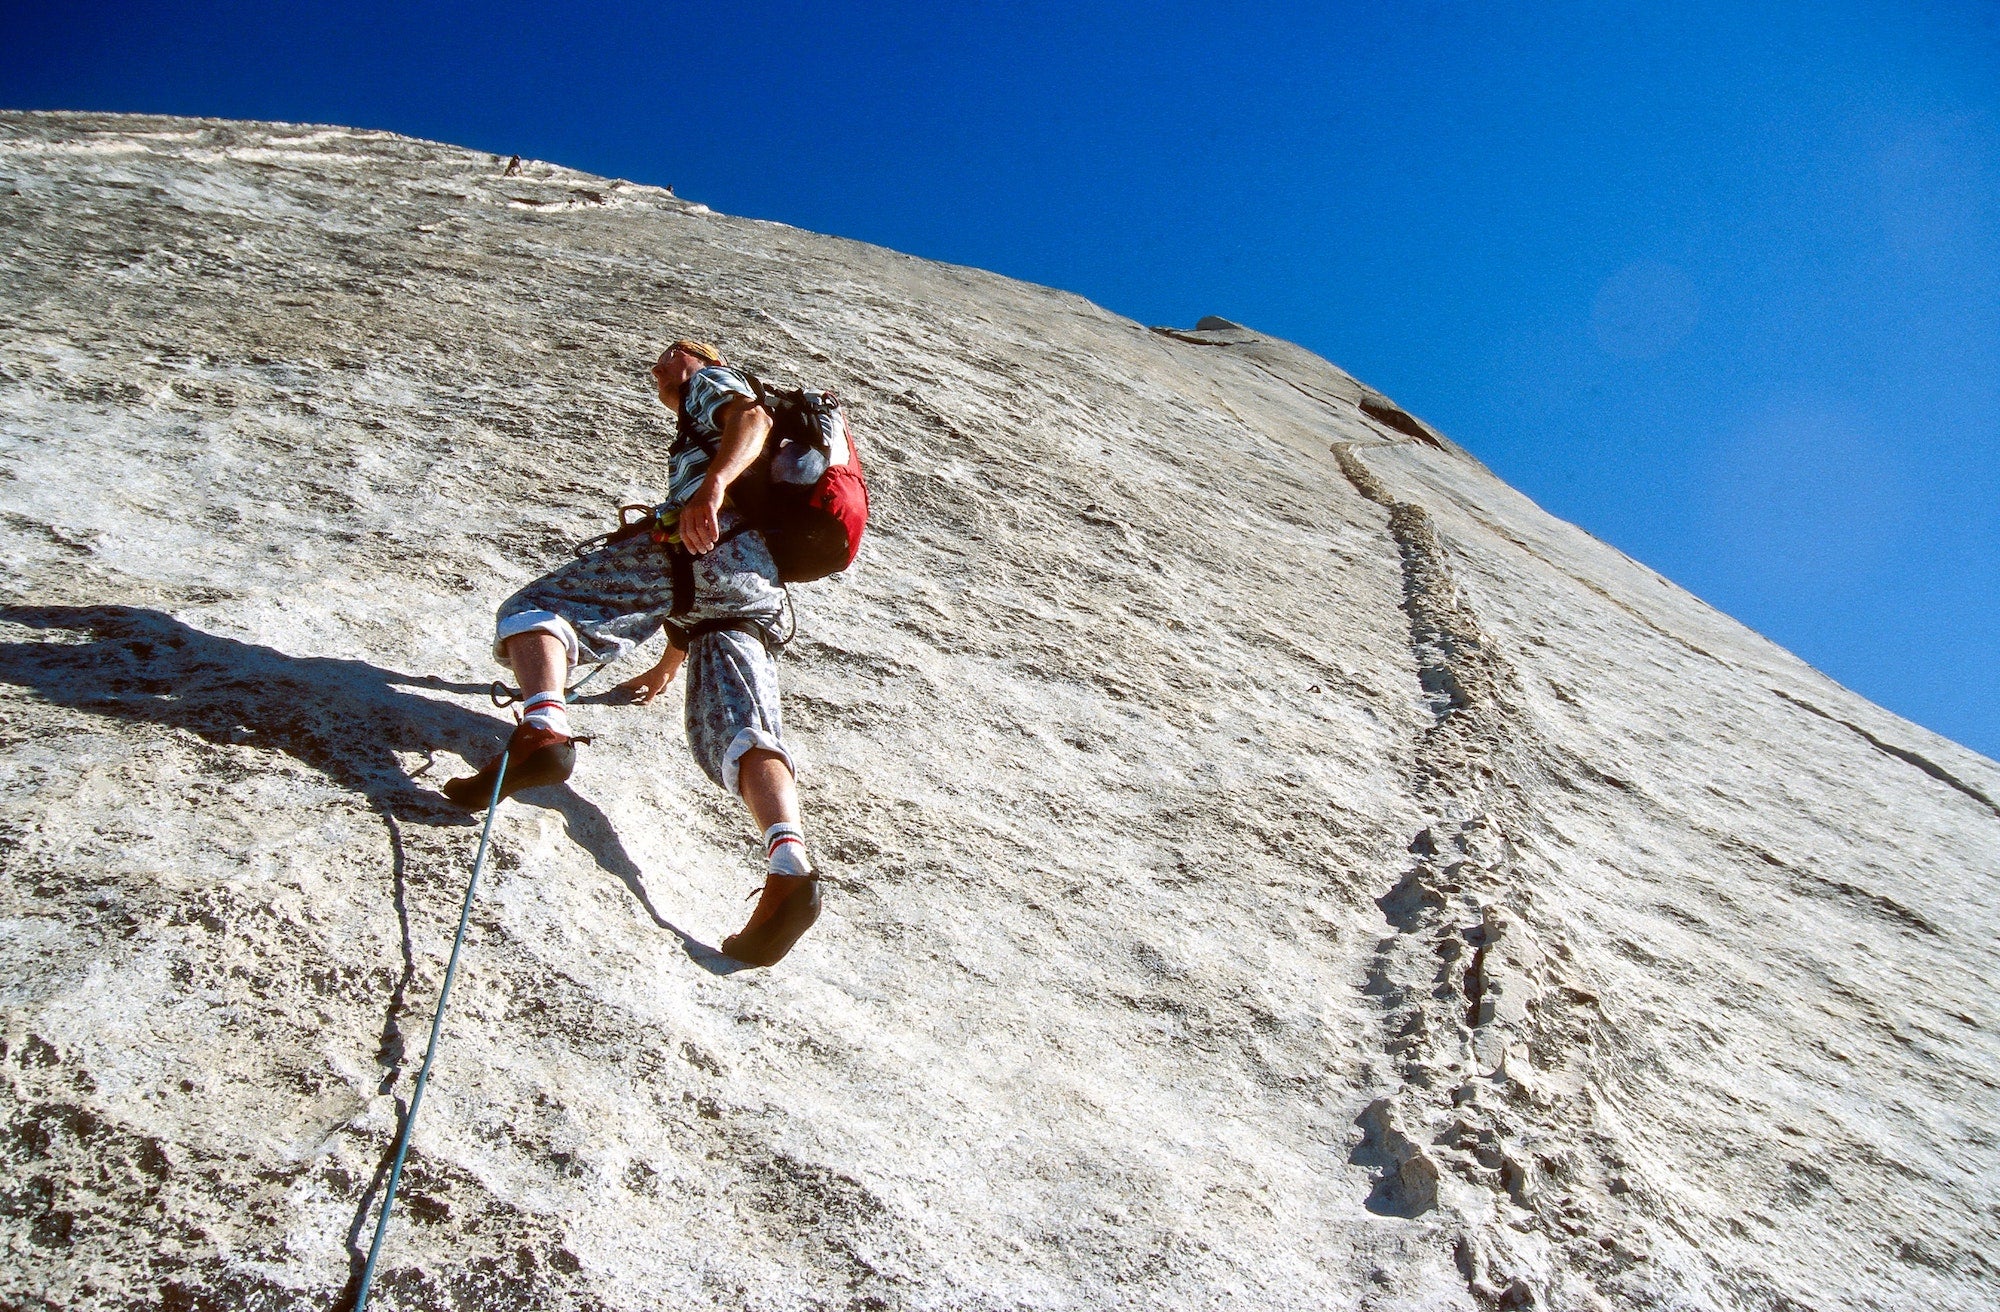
[{"xmin": 651, "ymin": 348, "xmax": 699, "ymax": 406}]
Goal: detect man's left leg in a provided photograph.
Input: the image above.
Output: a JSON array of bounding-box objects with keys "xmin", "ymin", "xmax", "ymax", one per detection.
[
  {"xmin": 734, "ymin": 742, "xmax": 817, "ymax": 885},
  {"xmin": 680, "ymin": 627, "xmax": 822, "ymax": 966}
]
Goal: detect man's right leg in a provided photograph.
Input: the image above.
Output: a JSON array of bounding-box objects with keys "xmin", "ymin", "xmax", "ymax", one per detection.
[
  {"xmin": 446, "ymin": 527, "xmax": 680, "ymax": 808},
  {"xmin": 441, "ymin": 629, "xmax": 578, "ymax": 808},
  {"xmin": 508, "ymin": 631, "xmax": 567, "ymax": 697},
  {"xmin": 506, "ymin": 631, "xmax": 570, "ymax": 735}
]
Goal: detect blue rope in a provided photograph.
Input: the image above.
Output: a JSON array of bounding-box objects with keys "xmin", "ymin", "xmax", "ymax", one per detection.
[
  {"xmin": 354, "ymin": 748, "xmax": 510, "ymax": 1312},
  {"xmin": 565, "ymin": 661, "xmax": 611, "ymax": 697}
]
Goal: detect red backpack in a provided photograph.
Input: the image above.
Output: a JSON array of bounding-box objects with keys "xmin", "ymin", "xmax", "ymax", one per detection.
[
  {"xmin": 588, "ymin": 372, "xmax": 870, "ymax": 583},
  {"xmin": 731, "ymin": 375, "xmax": 869, "ymax": 583}
]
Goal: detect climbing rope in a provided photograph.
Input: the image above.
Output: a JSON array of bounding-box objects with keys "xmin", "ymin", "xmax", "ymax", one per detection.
[{"xmin": 354, "ymin": 748, "xmax": 511, "ymax": 1312}]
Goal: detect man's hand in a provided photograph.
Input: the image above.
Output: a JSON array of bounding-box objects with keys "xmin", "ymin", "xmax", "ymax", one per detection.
[
  {"xmin": 614, "ymin": 644, "xmax": 686, "ymax": 706},
  {"xmin": 678, "ymin": 482, "xmax": 726, "ymax": 555},
  {"xmin": 677, "ymin": 397, "xmax": 770, "ymax": 555}
]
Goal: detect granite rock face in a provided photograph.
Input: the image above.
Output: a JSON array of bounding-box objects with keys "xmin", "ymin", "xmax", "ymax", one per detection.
[{"xmin": 2, "ymin": 112, "xmax": 1996, "ymax": 1311}]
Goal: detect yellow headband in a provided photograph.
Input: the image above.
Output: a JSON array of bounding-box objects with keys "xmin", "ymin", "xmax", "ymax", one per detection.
[{"xmin": 667, "ymin": 339, "xmax": 723, "ymax": 366}]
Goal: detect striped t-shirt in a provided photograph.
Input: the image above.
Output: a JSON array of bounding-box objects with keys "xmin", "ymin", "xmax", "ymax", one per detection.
[{"xmin": 664, "ymin": 365, "xmax": 759, "ymax": 511}]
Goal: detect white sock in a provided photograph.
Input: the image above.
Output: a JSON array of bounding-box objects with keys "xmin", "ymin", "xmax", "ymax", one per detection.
[
  {"xmin": 763, "ymin": 822, "xmax": 812, "ymax": 876},
  {"xmin": 522, "ymin": 690, "xmax": 571, "ymax": 738}
]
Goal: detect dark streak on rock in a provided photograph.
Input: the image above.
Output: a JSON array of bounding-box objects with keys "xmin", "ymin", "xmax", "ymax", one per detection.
[{"xmin": 1773, "ymin": 688, "xmax": 2000, "ymax": 822}]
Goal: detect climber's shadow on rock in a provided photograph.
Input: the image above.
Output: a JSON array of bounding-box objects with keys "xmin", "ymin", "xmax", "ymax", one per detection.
[
  {"xmin": 0, "ymin": 604, "xmax": 489, "ymax": 815},
  {"xmin": 0, "ymin": 604, "xmax": 734, "ymax": 964}
]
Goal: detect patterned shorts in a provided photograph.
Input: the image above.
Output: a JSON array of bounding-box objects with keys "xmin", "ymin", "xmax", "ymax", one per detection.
[{"xmin": 492, "ymin": 509, "xmax": 792, "ymax": 793}]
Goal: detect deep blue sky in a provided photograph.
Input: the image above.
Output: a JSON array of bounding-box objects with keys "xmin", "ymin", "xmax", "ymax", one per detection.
[{"xmin": 8, "ymin": 2, "xmax": 1999, "ymax": 757}]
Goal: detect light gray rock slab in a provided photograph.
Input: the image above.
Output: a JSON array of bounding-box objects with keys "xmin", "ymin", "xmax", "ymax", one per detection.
[{"xmin": 1, "ymin": 111, "xmax": 1994, "ymax": 1311}]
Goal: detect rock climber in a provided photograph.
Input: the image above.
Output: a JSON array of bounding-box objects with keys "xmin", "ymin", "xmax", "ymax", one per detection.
[{"xmin": 441, "ymin": 339, "xmax": 821, "ymax": 967}]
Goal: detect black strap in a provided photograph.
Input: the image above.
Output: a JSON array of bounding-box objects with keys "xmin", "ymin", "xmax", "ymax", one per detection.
[
  {"xmin": 666, "ymin": 519, "xmax": 757, "ymax": 618},
  {"xmin": 672, "ymin": 405, "xmax": 713, "ymax": 457},
  {"xmin": 667, "ymin": 542, "xmax": 694, "ymax": 617},
  {"xmin": 664, "ymin": 615, "xmax": 782, "ymax": 654}
]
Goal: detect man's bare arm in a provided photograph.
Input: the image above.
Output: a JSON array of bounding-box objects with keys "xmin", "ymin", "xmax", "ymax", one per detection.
[
  {"xmin": 678, "ymin": 397, "xmax": 772, "ymax": 554},
  {"xmin": 614, "ymin": 639, "xmax": 687, "ymax": 706}
]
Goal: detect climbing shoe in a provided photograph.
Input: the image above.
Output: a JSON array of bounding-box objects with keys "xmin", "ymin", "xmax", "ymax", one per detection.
[
  {"xmin": 441, "ymin": 721, "xmax": 576, "ymax": 809},
  {"xmin": 721, "ymin": 873, "xmax": 822, "ymax": 968}
]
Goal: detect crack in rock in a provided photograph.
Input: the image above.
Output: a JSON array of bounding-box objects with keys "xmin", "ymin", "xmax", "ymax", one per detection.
[
  {"xmin": 1335, "ymin": 443, "xmax": 1662, "ymax": 1308},
  {"xmin": 1773, "ymin": 687, "xmax": 2000, "ymax": 822},
  {"xmin": 1334, "ymin": 444, "xmax": 1495, "ymax": 733}
]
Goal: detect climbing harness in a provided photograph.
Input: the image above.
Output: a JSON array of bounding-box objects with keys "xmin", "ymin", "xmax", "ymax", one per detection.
[
  {"xmin": 354, "ymin": 747, "xmax": 512, "ymax": 1312},
  {"xmin": 663, "ymin": 595, "xmax": 794, "ymax": 656}
]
